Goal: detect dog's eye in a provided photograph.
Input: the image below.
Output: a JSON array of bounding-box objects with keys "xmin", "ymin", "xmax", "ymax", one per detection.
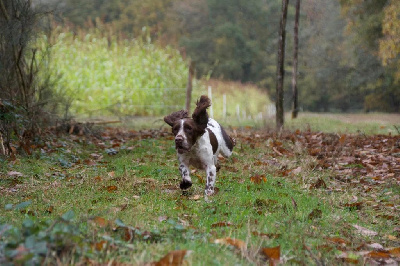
[{"xmin": 185, "ymin": 126, "xmax": 192, "ymax": 132}]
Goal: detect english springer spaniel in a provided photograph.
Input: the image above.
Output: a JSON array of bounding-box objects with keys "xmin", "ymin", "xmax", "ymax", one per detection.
[{"xmin": 164, "ymin": 95, "xmax": 235, "ymax": 197}]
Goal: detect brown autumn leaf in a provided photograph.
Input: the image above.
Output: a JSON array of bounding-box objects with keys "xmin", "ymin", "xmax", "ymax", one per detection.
[
  {"xmin": 13, "ymin": 244, "xmax": 30, "ymax": 261},
  {"xmin": 310, "ymin": 178, "xmax": 327, "ymax": 189},
  {"xmin": 309, "ymin": 148, "xmax": 321, "ymax": 156},
  {"xmin": 344, "ymin": 202, "xmax": 363, "ymax": 210},
  {"xmin": 388, "ymin": 247, "xmax": 400, "ymax": 258},
  {"xmin": 339, "ymin": 135, "xmax": 346, "ymax": 145},
  {"xmin": 308, "ymin": 209, "xmax": 322, "ymax": 220},
  {"xmin": 337, "ymin": 256, "xmax": 359, "ymax": 264},
  {"xmin": 94, "ymin": 240, "xmax": 107, "ymax": 251},
  {"xmin": 291, "ymin": 197, "xmax": 298, "ymax": 210},
  {"xmin": 214, "ymin": 237, "xmax": 247, "ymax": 250},
  {"xmin": 377, "ymin": 214, "xmax": 395, "ymax": 220},
  {"xmin": 278, "ymin": 169, "xmax": 293, "ymax": 177},
  {"xmin": 193, "ymin": 173, "xmax": 204, "ymax": 183},
  {"xmin": 211, "ymin": 221, "xmax": 235, "ymax": 228},
  {"xmin": 123, "ymin": 227, "xmax": 134, "ymax": 241},
  {"xmin": 93, "ymin": 216, "xmax": 109, "ymax": 227},
  {"xmin": 260, "ymin": 245, "xmax": 280, "ymax": 260},
  {"xmin": 250, "ymin": 175, "xmax": 267, "ymax": 184},
  {"xmin": 45, "ymin": 205, "xmax": 54, "ymax": 214},
  {"xmin": 153, "ymin": 250, "xmax": 192, "ymax": 266},
  {"xmin": 106, "ymin": 185, "xmax": 118, "ymax": 192},
  {"xmin": 158, "ymin": 216, "xmax": 168, "ymax": 222},
  {"xmin": 189, "ymin": 194, "xmax": 202, "ymax": 201},
  {"xmin": 326, "ymin": 237, "xmax": 348, "ymax": 246},
  {"xmin": 352, "ymin": 224, "xmax": 378, "ymax": 236},
  {"xmin": 366, "ymin": 250, "xmax": 390, "ymax": 259},
  {"xmin": 7, "ymin": 171, "xmax": 23, "ymax": 177},
  {"xmin": 84, "ymin": 159, "xmax": 96, "ymax": 166},
  {"xmin": 252, "ymin": 231, "xmax": 281, "ymax": 239}
]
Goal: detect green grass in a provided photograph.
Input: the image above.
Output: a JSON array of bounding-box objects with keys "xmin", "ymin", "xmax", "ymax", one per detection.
[
  {"xmin": 1, "ymin": 125, "xmax": 398, "ymax": 265},
  {"xmin": 39, "ymin": 27, "xmax": 271, "ymax": 120},
  {"xmin": 282, "ymin": 112, "xmax": 399, "ymax": 135}
]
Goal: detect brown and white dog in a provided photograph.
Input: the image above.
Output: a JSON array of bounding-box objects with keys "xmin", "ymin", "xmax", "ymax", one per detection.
[{"xmin": 164, "ymin": 95, "xmax": 235, "ymax": 197}]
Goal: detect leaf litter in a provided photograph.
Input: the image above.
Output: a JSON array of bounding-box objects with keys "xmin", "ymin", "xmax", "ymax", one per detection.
[{"xmin": 1, "ymin": 125, "xmax": 399, "ymax": 265}]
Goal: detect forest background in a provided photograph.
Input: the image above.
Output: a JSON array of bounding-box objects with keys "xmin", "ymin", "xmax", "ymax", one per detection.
[{"xmin": 52, "ymin": 0, "xmax": 400, "ymax": 113}]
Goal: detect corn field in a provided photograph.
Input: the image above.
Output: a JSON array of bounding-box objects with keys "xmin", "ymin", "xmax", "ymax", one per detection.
[
  {"xmin": 37, "ymin": 26, "xmax": 270, "ymax": 121},
  {"xmin": 38, "ymin": 26, "xmax": 189, "ymax": 117}
]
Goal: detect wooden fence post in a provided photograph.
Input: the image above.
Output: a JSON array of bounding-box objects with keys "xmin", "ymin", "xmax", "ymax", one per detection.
[
  {"xmin": 185, "ymin": 61, "xmax": 194, "ymax": 112},
  {"xmin": 223, "ymin": 94, "xmax": 227, "ymax": 120},
  {"xmin": 208, "ymin": 86, "xmax": 214, "ymax": 118}
]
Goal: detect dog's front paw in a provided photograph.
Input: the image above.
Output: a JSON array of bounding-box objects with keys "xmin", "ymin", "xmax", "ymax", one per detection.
[
  {"xmin": 180, "ymin": 179, "xmax": 192, "ymax": 190},
  {"xmin": 205, "ymin": 188, "xmax": 215, "ymax": 196}
]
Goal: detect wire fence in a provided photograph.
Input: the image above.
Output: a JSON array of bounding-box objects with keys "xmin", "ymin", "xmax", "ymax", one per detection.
[{"xmin": 72, "ymin": 86, "xmax": 275, "ymax": 127}]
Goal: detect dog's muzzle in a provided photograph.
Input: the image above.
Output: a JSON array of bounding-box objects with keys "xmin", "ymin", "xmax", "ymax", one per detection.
[{"xmin": 175, "ymin": 135, "xmax": 189, "ymax": 153}]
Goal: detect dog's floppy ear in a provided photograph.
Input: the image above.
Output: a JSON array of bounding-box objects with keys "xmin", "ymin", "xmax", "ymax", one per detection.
[
  {"xmin": 192, "ymin": 95, "xmax": 211, "ymax": 132},
  {"xmin": 164, "ymin": 110, "xmax": 188, "ymax": 127}
]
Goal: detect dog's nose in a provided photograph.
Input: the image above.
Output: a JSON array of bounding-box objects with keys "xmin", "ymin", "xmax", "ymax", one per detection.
[{"xmin": 175, "ymin": 135, "xmax": 184, "ymax": 144}]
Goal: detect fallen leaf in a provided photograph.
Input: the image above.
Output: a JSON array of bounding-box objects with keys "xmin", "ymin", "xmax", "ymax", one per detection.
[
  {"xmin": 339, "ymin": 135, "xmax": 346, "ymax": 144},
  {"xmin": 252, "ymin": 231, "xmax": 281, "ymax": 239},
  {"xmin": 291, "ymin": 197, "xmax": 298, "ymax": 210},
  {"xmin": 260, "ymin": 245, "xmax": 280, "ymax": 260},
  {"xmin": 386, "ymin": 235, "xmax": 397, "ymax": 241},
  {"xmin": 352, "ymin": 224, "xmax": 378, "ymax": 236},
  {"xmin": 326, "ymin": 237, "xmax": 348, "ymax": 245},
  {"xmin": 366, "ymin": 250, "xmax": 390, "ymax": 259},
  {"xmin": 214, "ymin": 237, "xmax": 246, "ymax": 250},
  {"xmin": 45, "ymin": 205, "xmax": 54, "ymax": 214},
  {"xmin": 93, "ymin": 216, "xmax": 108, "ymax": 227},
  {"xmin": 189, "ymin": 194, "xmax": 202, "ymax": 200},
  {"xmin": 94, "ymin": 240, "xmax": 107, "ymax": 251},
  {"xmin": 367, "ymin": 243, "xmax": 384, "ymax": 250},
  {"xmin": 123, "ymin": 227, "xmax": 133, "ymax": 241},
  {"xmin": 158, "ymin": 216, "xmax": 168, "ymax": 222},
  {"xmin": 13, "ymin": 244, "xmax": 30, "ymax": 261},
  {"xmin": 7, "ymin": 171, "xmax": 23, "ymax": 177},
  {"xmin": 108, "ymin": 171, "xmax": 115, "ymax": 177},
  {"xmin": 84, "ymin": 159, "xmax": 96, "ymax": 166},
  {"xmin": 310, "ymin": 178, "xmax": 327, "ymax": 189},
  {"xmin": 153, "ymin": 250, "xmax": 192, "ymax": 266},
  {"xmin": 291, "ymin": 166, "xmax": 302, "ymax": 175},
  {"xmin": 344, "ymin": 202, "xmax": 363, "ymax": 210},
  {"xmin": 250, "ymin": 175, "xmax": 267, "ymax": 184},
  {"xmin": 106, "ymin": 185, "xmax": 118, "ymax": 192},
  {"xmin": 308, "ymin": 209, "xmax": 322, "ymax": 220},
  {"xmin": 211, "ymin": 222, "xmax": 235, "ymax": 228},
  {"xmin": 388, "ymin": 247, "xmax": 400, "ymax": 257}
]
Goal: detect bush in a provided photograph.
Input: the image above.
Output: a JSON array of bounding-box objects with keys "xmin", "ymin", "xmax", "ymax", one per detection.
[{"xmin": 0, "ymin": 1, "xmax": 62, "ymax": 157}]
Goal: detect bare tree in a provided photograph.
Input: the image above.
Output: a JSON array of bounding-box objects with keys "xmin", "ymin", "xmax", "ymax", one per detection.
[
  {"xmin": 291, "ymin": 0, "xmax": 300, "ymax": 119},
  {"xmin": 276, "ymin": 0, "xmax": 289, "ymax": 130}
]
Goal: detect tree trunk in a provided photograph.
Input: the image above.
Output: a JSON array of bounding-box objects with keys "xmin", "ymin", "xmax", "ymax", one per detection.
[
  {"xmin": 185, "ymin": 60, "xmax": 195, "ymax": 112},
  {"xmin": 292, "ymin": 0, "xmax": 300, "ymax": 119},
  {"xmin": 276, "ymin": 0, "xmax": 289, "ymax": 130}
]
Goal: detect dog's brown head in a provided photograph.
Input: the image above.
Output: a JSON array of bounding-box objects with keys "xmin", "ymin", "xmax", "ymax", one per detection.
[{"xmin": 164, "ymin": 95, "xmax": 211, "ymax": 154}]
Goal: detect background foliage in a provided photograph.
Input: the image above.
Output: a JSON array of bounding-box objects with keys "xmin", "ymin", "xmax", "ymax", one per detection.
[{"xmin": 55, "ymin": 0, "xmax": 400, "ymax": 112}]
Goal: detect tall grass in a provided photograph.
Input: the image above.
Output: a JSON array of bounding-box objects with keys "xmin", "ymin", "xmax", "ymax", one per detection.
[
  {"xmin": 39, "ymin": 26, "xmax": 271, "ymax": 120},
  {"xmin": 41, "ymin": 26, "xmax": 188, "ymax": 116}
]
